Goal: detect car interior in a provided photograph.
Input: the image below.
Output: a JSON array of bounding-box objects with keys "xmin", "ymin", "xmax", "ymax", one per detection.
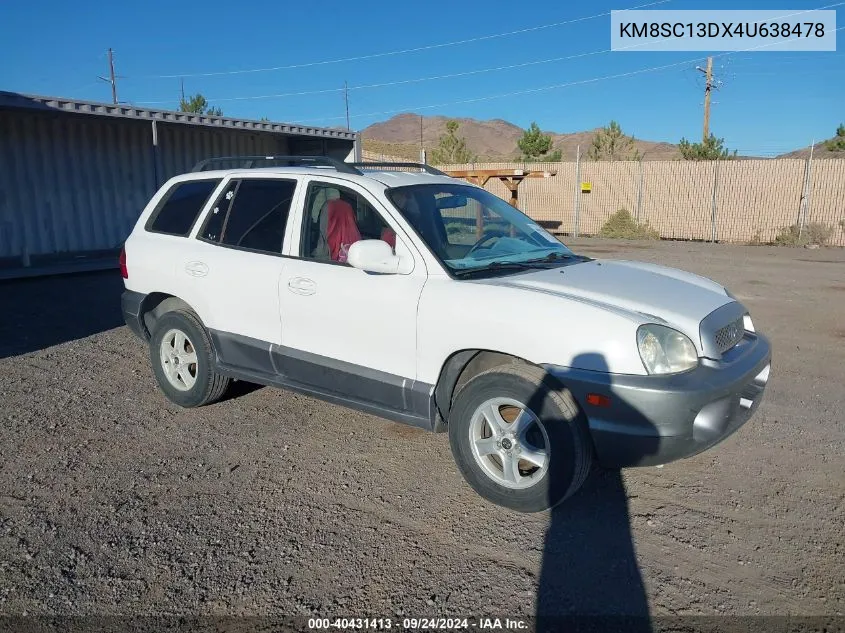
[
  {"xmin": 299, "ymin": 182, "xmax": 524, "ymax": 266},
  {"xmin": 393, "ymin": 189, "xmax": 508, "ymax": 261},
  {"xmin": 302, "ymin": 183, "xmax": 396, "ymax": 263}
]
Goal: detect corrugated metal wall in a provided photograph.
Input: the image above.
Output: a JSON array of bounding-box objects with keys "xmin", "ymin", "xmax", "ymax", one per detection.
[
  {"xmin": 0, "ymin": 112, "xmax": 152, "ymax": 260},
  {"xmin": 156, "ymin": 122, "xmax": 288, "ymax": 181},
  {"xmin": 0, "ymin": 109, "xmax": 353, "ymax": 265}
]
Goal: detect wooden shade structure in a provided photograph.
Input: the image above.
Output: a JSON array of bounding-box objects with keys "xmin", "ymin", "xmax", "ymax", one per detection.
[{"xmin": 442, "ymin": 168, "xmax": 557, "ymax": 238}]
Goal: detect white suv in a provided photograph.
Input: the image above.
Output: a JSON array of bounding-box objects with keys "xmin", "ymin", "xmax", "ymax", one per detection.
[{"xmin": 121, "ymin": 156, "xmax": 771, "ymax": 512}]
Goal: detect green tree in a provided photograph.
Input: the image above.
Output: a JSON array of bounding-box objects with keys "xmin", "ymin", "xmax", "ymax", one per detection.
[
  {"xmin": 588, "ymin": 120, "xmax": 641, "ymax": 161},
  {"xmin": 518, "ymin": 122, "xmax": 562, "ymax": 162},
  {"xmin": 179, "ymin": 93, "xmax": 223, "ymax": 117},
  {"xmin": 824, "ymin": 123, "xmax": 845, "ymax": 152},
  {"xmin": 678, "ymin": 134, "xmax": 737, "ymax": 160},
  {"xmin": 430, "ymin": 120, "xmax": 476, "ymax": 164}
]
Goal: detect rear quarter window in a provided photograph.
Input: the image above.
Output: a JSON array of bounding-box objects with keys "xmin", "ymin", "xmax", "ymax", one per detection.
[{"xmin": 145, "ymin": 179, "xmax": 221, "ymax": 236}]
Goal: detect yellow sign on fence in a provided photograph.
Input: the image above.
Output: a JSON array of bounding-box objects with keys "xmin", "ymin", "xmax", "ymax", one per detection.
[{"xmin": 581, "ymin": 181, "xmax": 592, "ymax": 193}]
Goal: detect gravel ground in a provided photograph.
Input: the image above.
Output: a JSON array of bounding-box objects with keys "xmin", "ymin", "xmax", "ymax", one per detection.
[{"xmin": 1, "ymin": 240, "xmax": 843, "ymax": 629}]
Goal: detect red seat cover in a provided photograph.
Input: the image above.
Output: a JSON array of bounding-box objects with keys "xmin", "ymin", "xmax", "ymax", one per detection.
[{"xmin": 327, "ymin": 199, "xmax": 362, "ymax": 262}]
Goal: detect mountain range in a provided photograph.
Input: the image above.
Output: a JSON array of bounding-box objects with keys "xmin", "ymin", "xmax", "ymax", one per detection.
[{"xmin": 361, "ymin": 113, "xmax": 842, "ymax": 161}]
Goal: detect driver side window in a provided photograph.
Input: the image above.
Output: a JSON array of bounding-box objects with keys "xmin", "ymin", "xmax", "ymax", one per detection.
[{"xmin": 300, "ymin": 181, "xmax": 395, "ymax": 264}]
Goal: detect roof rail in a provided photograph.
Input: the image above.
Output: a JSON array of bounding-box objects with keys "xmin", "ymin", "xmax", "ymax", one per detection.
[
  {"xmin": 349, "ymin": 161, "xmax": 447, "ymax": 176},
  {"xmin": 191, "ymin": 155, "xmax": 362, "ymax": 175}
]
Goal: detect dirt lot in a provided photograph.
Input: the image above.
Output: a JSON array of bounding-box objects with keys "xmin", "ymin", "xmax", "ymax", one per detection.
[{"xmin": 1, "ymin": 239, "xmax": 844, "ymax": 629}]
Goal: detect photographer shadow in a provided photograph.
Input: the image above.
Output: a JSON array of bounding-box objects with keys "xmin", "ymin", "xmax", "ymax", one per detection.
[{"xmin": 534, "ymin": 352, "xmax": 659, "ymax": 633}]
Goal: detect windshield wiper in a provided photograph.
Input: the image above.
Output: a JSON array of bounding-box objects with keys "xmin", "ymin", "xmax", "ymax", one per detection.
[
  {"xmin": 522, "ymin": 252, "xmax": 590, "ymax": 264},
  {"xmin": 453, "ymin": 252, "xmax": 591, "ymax": 278},
  {"xmin": 452, "ymin": 260, "xmax": 540, "ymax": 278}
]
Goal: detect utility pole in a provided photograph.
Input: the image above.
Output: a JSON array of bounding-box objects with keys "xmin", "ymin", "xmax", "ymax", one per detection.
[
  {"xmin": 344, "ymin": 81, "xmax": 350, "ymax": 130},
  {"xmin": 98, "ymin": 48, "xmax": 118, "ymax": 104},
  {"xmin": 697, "ymin": 56, "xmax": 714, "ymax": 142},
  {"xmin": 798, "ymin": 138, "xmax": 816, "ymax": 241},
  {"xmin": 420, "ymin": 115, "xmax": 425, "ymax": 163}
]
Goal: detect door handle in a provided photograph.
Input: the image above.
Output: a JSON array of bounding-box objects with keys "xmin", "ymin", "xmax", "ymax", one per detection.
[
  {"xmin": 287, "ymin": 277, "xmax": 316, "ymax": 296},
  {"xmin": 185, "ymin": 261, "xmax": 209, "ymax": 277}
]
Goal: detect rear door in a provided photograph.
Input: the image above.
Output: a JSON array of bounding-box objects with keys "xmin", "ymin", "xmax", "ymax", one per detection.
[
  {"xmin": 177, "ymin": 176, "xmax": 301, "ymax": 371},
  {"xmin": 128, "ymin": 176, "xmax": 223, "ymax": 297}
]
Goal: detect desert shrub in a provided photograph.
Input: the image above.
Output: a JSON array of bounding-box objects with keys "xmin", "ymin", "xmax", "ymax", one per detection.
[
  {"xmin": 774, "ymin": 222, "xmax": 834, "ymax": 246},
  {"xmin": 445, "ymin": 222, "xmax": 468, "ymax": 235},
  {"xmin": 599, "ymin": 209, "xmax": 660, "ymax": 240}
]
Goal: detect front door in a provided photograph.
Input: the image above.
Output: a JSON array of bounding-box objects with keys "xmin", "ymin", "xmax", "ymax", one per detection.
[{"xmin": 278, "ymin": 178, "xmax": 428, "ymax": 415}]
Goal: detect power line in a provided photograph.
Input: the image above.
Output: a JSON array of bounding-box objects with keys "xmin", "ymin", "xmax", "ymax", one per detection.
[
  {"xmin": 137, "ymin": 37, "xmax": 705, "ymax": 107},
  {"xmin": 65, "ymin": 82, "xmax": 101, "ymax": 96},
  {"xmin": 136, "ymin": 48, "xmax": 627, "ymax": 105},
  {"xmin": 138, "ymin": 0, "xmax": 672, "ymax": 79},
  {"xmin": 134, "ymin": 2, "xmax": 845, "ymax": 107},
  {"xmin": 137, "ymin": 0, "xmax": 841, "ymax": 81},
  {"xmin": 288, "ymin": 25, "xmax": 845, "ymax": 126},
  {"xmin": 292, "ymin": 58, "xmax": 711, "ymax": 124}
]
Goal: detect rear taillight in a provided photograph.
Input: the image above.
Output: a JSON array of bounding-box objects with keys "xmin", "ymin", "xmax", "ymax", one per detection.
[{"xmin": 119, "ymin": 247, "xmax": 128, "ymax": 279}]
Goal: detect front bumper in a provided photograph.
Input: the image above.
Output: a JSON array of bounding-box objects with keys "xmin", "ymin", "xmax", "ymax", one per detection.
[{"xmin": 543, "ymin": 332, "xmax": 772, "ymax": 468}]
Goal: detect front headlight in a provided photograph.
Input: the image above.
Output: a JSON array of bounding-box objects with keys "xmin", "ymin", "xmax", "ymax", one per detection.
[{"xmin": 637, "ymin": 324, "xmax": 699, "ymax": 375}]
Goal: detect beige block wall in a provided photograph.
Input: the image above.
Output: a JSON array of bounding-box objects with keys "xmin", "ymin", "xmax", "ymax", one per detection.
[{"xmin": 436, "ymin": 159, "xmax": 845, "ymax": 246}]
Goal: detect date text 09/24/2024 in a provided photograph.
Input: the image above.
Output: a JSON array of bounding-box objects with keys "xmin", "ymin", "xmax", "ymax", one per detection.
[{"xmin": 307, "ymin": 617, "xmax": 528, "ymax": 630}]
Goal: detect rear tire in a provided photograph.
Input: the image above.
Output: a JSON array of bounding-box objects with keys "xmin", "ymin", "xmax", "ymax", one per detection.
[
  {"xmin": 149, "ymin": 310, "xmax": 230, "ymax": 408},
  {"xmin": 448, "ymin": 363, "xmax": 592, "ymax": 513}
]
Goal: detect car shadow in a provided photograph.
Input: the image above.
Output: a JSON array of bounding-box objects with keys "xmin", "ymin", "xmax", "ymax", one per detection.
[
  {"xmin": 0, "ymin": 270, "xmax": 125, "ymax": 359},
  {"xmin": 534, "ymin": 352, "xmax": 659, "ymax": 633},
  {"xmin": 217, "ymin": 378, "xmax": 266, "ymax": 402}
]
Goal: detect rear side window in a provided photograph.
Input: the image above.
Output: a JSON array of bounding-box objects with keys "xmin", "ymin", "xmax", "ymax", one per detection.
[
  {"xmin": 201, "ymin": 181, "xmax": 238, "ymax": 243},
  {"xmin": 146, "ymin": 179, "xmax": 221, "ymax": 236},
  {"xmin": 201, "ymin": 179, "xmax": 297, "ymax": 255}
]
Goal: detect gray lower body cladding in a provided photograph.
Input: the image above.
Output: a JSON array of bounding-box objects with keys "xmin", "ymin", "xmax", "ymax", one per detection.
[
  {"xmin": 122, "ymin": 289, "xmax": 771, "ymax": 468},
  {"xmin": 544, "ymin": 332, "xmax": 772, "ymax": 468},
  {"xmin": 121, "ymin": 290, "xmax": 147, "ymax": 340},
  {"xmin": 208, "ymin": 329, "xmax": 436, "ymax": 430},
  {"xmin": 120, "ymin": 290, "xmax": 435, "ymax": 429}
]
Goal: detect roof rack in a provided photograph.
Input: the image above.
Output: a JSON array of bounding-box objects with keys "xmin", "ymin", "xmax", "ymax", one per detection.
[
  {"xmin": 349, "ymin": 161, "xmax": 446, "ymax": 176},
  {"xmin": 191, "ymin": 155, "xmax": 362, "ymax": 175}
]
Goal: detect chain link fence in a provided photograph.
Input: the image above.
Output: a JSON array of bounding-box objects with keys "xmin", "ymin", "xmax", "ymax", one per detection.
[{"xmin": 434, "ymin": 158, "xmax": 845, "ymax": 246}]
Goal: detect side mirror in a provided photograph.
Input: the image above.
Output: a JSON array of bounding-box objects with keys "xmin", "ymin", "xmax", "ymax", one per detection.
[{"xmin": 347, "ymin": 239, "xmax": 401, "ymax": 274}]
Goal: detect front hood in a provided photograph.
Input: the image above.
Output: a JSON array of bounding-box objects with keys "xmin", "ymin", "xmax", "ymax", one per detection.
[{"xmin": 477, "ymin": 259, "xmax": 735, "ymax": 345}]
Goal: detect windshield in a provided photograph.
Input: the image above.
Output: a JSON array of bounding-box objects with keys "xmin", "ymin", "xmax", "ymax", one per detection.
[{"xmin": 386, "ymin": 183, "xmax": 577, "ymax": 275}]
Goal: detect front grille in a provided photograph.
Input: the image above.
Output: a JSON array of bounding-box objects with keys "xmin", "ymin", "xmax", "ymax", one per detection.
[{"xmin": 714, "ymin": 317, "xmax": 744, "ymax": 353}]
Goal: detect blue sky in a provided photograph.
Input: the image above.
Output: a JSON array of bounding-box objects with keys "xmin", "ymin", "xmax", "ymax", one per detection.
[{"xmin": 1, "ymin": 0, "xmax": 842, "ymax": 155}]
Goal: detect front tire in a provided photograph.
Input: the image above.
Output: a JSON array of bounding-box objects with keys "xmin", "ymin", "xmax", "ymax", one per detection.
[
  {"xmin": 448, "ymin": 363, "xmax": 592, "ymax": 513},
  {"xmin": 149, "ymin": 310, "xmax": 230, "ymax": 408}
]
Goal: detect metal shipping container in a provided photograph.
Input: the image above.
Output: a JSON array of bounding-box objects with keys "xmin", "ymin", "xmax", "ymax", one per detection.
[{"xmin": 0, "ymin": 92, "xmax": 359, "ymax": 277}]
